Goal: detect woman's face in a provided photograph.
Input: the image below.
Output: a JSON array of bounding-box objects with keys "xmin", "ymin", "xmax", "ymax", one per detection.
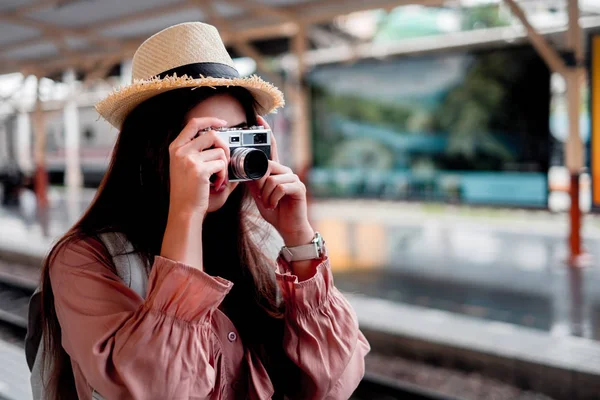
[{"xmin": 183, "ymin": 93, "xmax": 246, "ymax": 213}]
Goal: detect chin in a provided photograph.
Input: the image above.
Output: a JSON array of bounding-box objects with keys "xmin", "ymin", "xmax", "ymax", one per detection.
[{"xmin": 207, "ymin": 182, "xmax": 239, "ymax": 213}]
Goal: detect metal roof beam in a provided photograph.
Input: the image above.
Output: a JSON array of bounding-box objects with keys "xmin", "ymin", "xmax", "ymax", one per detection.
[
  {"xmin": 224, "ymin": 0, "xmax": 298, "ymax": 23},
  {"xmin": 6, "ymin": 0, "xmax": 61, "ymax": 15},
  {"xmin": 232, "ymin": 40, "xmax": 282, "ymax": 86},
  {"xmin": 503, "ymin": 0, "xmax": 567, "ymax": 75},
  {"xmin": 197, "ymin": 0, "xmax": 230, "ymax": 30},
  {"xmin": 0, "ymin": 9, "xmax": 123, "ymax": 53},
  {"xmin": 0, "ymin": 0, "xmax": 444, "ymax": 75},
  {"xmin": 86, "ymin": 0, "xmax": 194, "ymax": 31}
]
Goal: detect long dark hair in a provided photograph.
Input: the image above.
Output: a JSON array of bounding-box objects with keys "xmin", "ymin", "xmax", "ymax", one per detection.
[{"xmin": 40, "ymin": 87, "xmax": 293, "ymax": 399}]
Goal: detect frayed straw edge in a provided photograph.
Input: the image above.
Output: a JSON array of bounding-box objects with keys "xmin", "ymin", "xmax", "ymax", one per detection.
[
  {"xmin": 97, "ymin": 73, "xmax": 284, "ymax": 109},
  {"xmin": 103, "ymin": 73, "xmax": 281, "ymax": 98},
  {"xmin": 95, "ymin": 73, "xmax": 285, "ymax": 129}
]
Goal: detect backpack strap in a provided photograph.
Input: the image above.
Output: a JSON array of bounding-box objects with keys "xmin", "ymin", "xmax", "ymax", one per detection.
[
  {"xmin": 91, "ymin": 233, "xmax": 148, "ymax": 400},
  {"xmin": 26, "ymin": 233, "xmax": 149, "ymax": 400},
  {"xmin": 26, "ymin": 287, "xmax": 45, "ymax": 400},
  {"xmin": 25, "ymin": 287, "xmax": 42, "ymax": 371},
  {"xmin": 98, "ymin": 232, "xmax": 148, "ymax": 298}
]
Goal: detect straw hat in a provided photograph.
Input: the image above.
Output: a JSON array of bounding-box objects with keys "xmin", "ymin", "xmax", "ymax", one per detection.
[{"xmin": 95, "ymin": 22, "xmax": 285, "ymax": 129}]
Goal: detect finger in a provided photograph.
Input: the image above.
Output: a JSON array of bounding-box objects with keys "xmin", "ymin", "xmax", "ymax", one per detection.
[
  {"xmin": 246, "ymin": 181, "xmax": 264, "ymax": 206},
  {"xmin": 261, "ymin": 174, "xmax": 297, "ymax": 209},
  {"xmin": 196, "ymin": 158, "xmax": 228, "ymax": 187},
  {"xmin": 253, "ymin": 161, "xmax": 292, "ymax": 193},
  {"xmin": 257, "ymin": 116, "xmax": 279, "ymax": 162},
  {"xmin": 257, "ymin": 115, "xmax": 271, "ymax": 130},
  {"xmin": 268, "ymin": 160, "xmax": 292, "ymax": 176},
  {"xmin": 181, "ymin": 130, "xmax": 231, "ymax": 162},
  {"xmin": 269, "ymin": 182, "xmax": 306, "ymax": 210},
  {"xmin": 247, "ymin": 182, "xmax": 274, "ymax": 217},
  {"xmin": 270, "ymin": 132, "xmax": 279, "ymax": 163},
  {"xmin": 195, "ymin": 148, "xmax": 228, "ymax": 188},
  {"xmin": 170, "ymin": 117, "xmax": 227, "ymax": 150},
  {"xmin": 253, "ymin": 160, "xmax": 273, "ymax": 193},
  {"xmin": 267, "ymin": 182, "xmax": 300, "ymax": 210},
  {"xmin": 195, "ymin": 147, "xmax": 227, "ymax": 163}
]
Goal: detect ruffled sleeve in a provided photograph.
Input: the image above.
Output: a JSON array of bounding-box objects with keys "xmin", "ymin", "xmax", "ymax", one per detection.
[
  {"xmin": 50, "ymin": 238, "xmax": 232, "ymax": 399},
  {"xmin": 276, "ymin": 257, "xmax": 371, "ymax": 399}
]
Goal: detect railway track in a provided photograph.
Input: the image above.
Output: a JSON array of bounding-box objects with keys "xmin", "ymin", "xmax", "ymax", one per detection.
[
  {"xmin": 0, "ymin": 279, "xmax": 33, "ymax": 329},
  {"xmin": 0, "ymin": 259, "xmax": 38, "ymax": 345},
  {"xmin": 352, "ymin": 372, "xmax": 461, "ymax": 400}
]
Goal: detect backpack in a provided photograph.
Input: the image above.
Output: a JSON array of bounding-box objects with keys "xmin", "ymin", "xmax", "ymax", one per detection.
[{"xmin": 25, "ymin": 232, "xmax": 149, "ymax": 400}]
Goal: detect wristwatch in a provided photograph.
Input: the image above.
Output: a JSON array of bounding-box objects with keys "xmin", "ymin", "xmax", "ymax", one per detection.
[{"xmin": 280, "ymin": 232, "xmax": 326, "ymax": 263}]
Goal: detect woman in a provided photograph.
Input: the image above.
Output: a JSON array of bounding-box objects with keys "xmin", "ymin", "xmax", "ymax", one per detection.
[{"xmin": 39, "ymin": 22, "xmax": 369, "ymax": 399}]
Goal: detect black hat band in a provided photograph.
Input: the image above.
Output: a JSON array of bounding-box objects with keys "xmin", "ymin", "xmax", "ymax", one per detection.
[{"xmin": 157, "ymin": 62, "xmax": 240, "ymax": 80}]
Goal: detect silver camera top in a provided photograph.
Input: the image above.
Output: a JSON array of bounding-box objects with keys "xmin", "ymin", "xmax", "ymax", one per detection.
[{"xmin": 202, "ymin": 125, "xmax": 266, "ymax": 132}]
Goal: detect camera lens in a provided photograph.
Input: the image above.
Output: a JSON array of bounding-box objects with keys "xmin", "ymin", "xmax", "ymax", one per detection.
[{"xmin": 230, "ymin": 147, "xmax": 269, "ymax": 180}]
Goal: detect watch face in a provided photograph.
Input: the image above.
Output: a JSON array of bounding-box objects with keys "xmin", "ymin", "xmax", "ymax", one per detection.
[{"xmin": 314, "ymin": 232, "xmax": 324, "ymax": 257}]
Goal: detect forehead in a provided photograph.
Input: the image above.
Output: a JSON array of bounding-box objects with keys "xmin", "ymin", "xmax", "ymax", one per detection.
[{"xmin": 185, "ymin": 93, "xmax": 246, "ymax": 124}]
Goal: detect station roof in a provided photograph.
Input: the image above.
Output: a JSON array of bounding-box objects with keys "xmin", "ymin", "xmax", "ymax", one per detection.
[{"xmin": 0, "ymin": 0, "xmax": 443, "ymax": 78}]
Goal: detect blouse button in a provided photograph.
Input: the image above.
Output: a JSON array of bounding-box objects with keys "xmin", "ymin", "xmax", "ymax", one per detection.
[{"xmin": 227, "ymin": 331, "xmax": 237, "ymax": 342}]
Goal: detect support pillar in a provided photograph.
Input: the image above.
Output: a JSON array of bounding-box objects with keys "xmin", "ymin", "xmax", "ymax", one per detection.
[
  {"xmin": 63, "ymin": 68, "xmax": 82, "ymax": 189},
  {"xmin": 63, "ymin": 68, "xmax": 82, "ymax": 223},
  {"xmin": 120, "ymin": 58, "xmax": 133, "ymax": 86},
  {"xmin": 291, "ymin": 25, "xmax": 311, "ymax": 183},
  {"xmin": 0, "ymin": 121, "xmax": 8, "ymax": 206},
  {"xmin": 504, "ymin": 0, "xmax": 585, "ymax": 268},
  {"xmin": 565, "ymin": 0, "xmax": 585, "ymax": 267},
  {"xmin": 33, "ymin": 78, "xmax": 49, "ymax": 235},
  {"xmin": 566, "ymin": 68, "xmax": 584, "ymax": 265},
  {"xmin": 15, "ymin": 109, "xmax": 33, "ymax": 176},
  {"xmin": 0, "ymin": 119, "xmax": 9, "ymax": 167}
]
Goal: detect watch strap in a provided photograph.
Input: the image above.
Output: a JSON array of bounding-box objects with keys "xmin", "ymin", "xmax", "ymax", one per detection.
[
  {"xmin": 281, "ymin": 242, "xmax": 319, "ymax": 263},
  {"xmin": 280, "ymin": 232, "xmax": 324, "ymax": 263}
]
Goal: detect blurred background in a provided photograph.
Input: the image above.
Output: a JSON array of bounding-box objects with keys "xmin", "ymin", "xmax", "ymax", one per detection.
[{"xmin": 1, "ymin": 0, "xmax": 600, "ymax": 399}]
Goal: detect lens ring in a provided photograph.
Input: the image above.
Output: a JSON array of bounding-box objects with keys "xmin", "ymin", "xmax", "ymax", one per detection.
[
  {"xmin": 244, "ymin": 150, "xmax": 268, "ymax": 180},
  {"xmin": 230, "ymin": 148, "xmax": 268, "ymax": 180},
  {"xmin": 231, "ymin": 148, "xmax": 251, "ymax": 180}
]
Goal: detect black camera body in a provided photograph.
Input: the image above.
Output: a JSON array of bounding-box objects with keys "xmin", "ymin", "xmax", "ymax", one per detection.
[{"xmin": 211, "ymin": 126, "xmax": 272, "ymax": 182}]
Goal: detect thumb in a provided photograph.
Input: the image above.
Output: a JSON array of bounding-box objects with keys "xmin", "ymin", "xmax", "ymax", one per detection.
[
  {"xmin": 247, "ymin": 182, "xmax": 263, "ymax": 204},
  {"xmin": 247, "ymin": 181, "xmax": 272, "ymax": 215}
]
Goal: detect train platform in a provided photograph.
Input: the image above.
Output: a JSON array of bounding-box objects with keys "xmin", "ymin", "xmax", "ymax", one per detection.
[
  {"xmin": 312, "ymin": 200, "xmax": 600, "ymax": 339},
  {"xmin": 0, "ymin": 187, "xmax": 95, "ymax": 399},
  {"xmin": 0, "ymin": 187, "xmax": 96, "ymax": 258},
  {"xmin": 0, "ymin": 340, "xmax": 30, "ymax": 400},
  {"xmin": 3, "ymin": 190, "xmax": 600, "ymax": 399}
]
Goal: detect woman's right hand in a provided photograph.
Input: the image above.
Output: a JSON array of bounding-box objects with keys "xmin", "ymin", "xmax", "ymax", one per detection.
[
  {"xmin": 167, "ymin": 117, "xmax": 230, "ymax": 219},
  {"xmin": 161, "ymin": 117, "xmax": 230, "ymax": 269}
]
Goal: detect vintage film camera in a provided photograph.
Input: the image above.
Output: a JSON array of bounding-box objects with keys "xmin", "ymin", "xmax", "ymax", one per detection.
[{"xmin": 203, "ymin": 125, "xmax": 272, "ymax": 182}]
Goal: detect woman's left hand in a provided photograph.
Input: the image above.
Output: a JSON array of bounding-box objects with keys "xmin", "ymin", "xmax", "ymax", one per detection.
[{"xmin": 247, "ymin": 117, "xmax": 315, "ymax": 247}]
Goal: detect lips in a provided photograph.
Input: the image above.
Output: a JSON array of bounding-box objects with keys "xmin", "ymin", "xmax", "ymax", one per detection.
[{"xmin": 210, "ymin": 183, "xmax": 227, "ymax": 194}]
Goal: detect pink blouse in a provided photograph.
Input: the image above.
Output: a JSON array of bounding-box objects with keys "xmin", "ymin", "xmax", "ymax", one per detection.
[{"xmin": 50, "ymin": 238, "xmax": 370, "ymax": 399}]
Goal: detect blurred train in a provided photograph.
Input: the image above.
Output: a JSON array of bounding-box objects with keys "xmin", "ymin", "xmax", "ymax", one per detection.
[
  {"xmin": 45, "ymin": 105, "xmax": 117, "ymax": 187},
  {"xmin": 0, "ymin": 104, "xmax": 117, "ymax": 189},
  {"xmin": 0, "ymin": 93, "xmax": 292, "ymax": 194}
]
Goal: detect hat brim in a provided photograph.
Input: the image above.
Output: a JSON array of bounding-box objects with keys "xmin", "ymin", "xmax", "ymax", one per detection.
[{"xmin": 95, "ymin": 74, "xmax": 285, "ymax": 130}]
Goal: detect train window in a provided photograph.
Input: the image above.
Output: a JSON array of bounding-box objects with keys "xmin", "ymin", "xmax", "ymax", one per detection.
[
  {"xmin": 83, "ymin": 127, "xmax": 95, "ymax": 142},
  {"xmin": 46, "ymin": 128, "xmax": 56, "ymax": 151}
]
